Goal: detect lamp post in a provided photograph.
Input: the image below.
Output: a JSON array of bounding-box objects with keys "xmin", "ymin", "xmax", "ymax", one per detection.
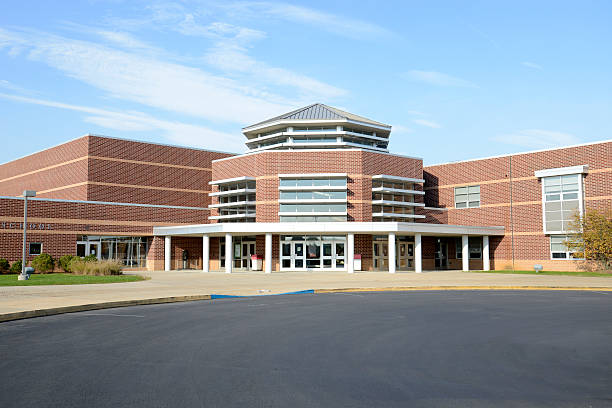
[{"xmin": 18, "ymin": 190, "xmax": 36, "ymax": 281}]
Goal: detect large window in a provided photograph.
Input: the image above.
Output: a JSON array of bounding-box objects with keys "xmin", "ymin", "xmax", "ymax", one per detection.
[
  {"xmin": 77, "ymin": 236, "xmax": 148, "ymax": 266},
  {"xmin": 542, "ymin": 174, "xmax": 581, "ymax": 233},
  {"xmin": 550, "ymin": 235, "xmax": 581, "ymax": 259},
  {"xmin": 280, "ymin": 204, "xmax": 347, "ymax": 213},
  {"xmin": 280, "ymin": 191, "xmax": 346, "ymax": 200},
  {"xmin": 455, "ymin": 185, "xmax": 480, "ymax": 208},
  {"xmin": 455, "ymin": 237, "xmax": 482, "ymax": 259},
  {"xmin": 279, "ymin": 177, "xmax": 346, "ymax": 187}
]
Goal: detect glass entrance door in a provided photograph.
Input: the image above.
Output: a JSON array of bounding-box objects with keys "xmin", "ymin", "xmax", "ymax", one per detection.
[
  {"xmin": 435, "ymin": 241, "xmax": 448, "ymax": 269},
  {"xmin": 373, "ymin": 242, "xmax": 389, "ymax": 271},
  {"xmin": 76, "ymin": 241, "xmax": 100, "ymax": 259},
  {"xmin": 280, "ymin": 235, "xmax": 346, "ymax": 270},
  {"xmin": 397, "ymin": 243, "xmax": 414, "ymax": 270}
]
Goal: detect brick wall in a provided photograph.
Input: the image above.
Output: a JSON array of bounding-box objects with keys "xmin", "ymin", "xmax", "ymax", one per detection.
[
  {"xmin": 211, "ymin": 150, "xmax": 423, "ymax": 223},
  {"xmin": 423, "ymin": 141, "xmax": 612, "ymax": 266}
]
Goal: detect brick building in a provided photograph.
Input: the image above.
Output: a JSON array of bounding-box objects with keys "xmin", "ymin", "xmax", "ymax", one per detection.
[{"xmin": 0, "ymin": 104, "xmax": 609, "ymax": 272}]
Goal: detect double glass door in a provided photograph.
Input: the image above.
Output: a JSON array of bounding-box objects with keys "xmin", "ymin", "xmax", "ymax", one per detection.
[
  {"xmin": 76, "ymin": 241, "xmax": 100, "ymax": 259},
  {"xmin": 281, "ymin": 235, "xmax": 346, "ymax": 270},
  {"xmin": 373, "ymin": 239, "xmax": 414, "ymax": 271},
  {"xmin": 220, "ymin": 237, "xmax": 256, "ymax": 270}
]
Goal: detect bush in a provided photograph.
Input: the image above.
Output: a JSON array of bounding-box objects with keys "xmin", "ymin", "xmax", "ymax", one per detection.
[
  {"xmin": 83, "ymin": 254, "xmax": 98, "ymax": 263},
  {"xmin": 0, "ymin": 258, "xmax": 9, "ymax": 273},
  {"xmin": 58, "ymin": 255, "xmax": 75, "ymax": 272},
  {"xmin": 68, "ymin": 259, "xmax": 123, "ymax": 276},
  {"xmin": 31, "ymin": 253, "xmax": 55, "ymax": 273},
  {"xmin": 9, "ymin": 260, "xmax": 22, "ymax": 274}
]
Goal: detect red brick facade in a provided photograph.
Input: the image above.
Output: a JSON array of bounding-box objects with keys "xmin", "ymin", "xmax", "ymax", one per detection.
[{"xmin": 0, "ymin": 134, "xmax": 609, "ymax": 273}]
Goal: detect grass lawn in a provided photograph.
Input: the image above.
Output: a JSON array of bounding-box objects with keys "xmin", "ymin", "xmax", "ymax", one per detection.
[
  {"xmin": 0, "ymin": 273, "xmax": 145, "ymax": 286},
  {"xmin": 469, "ymin": 270, "xmax": 611, "ymax": 277}
]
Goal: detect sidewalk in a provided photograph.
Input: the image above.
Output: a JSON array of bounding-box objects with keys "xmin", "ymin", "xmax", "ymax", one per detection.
[{"xmin": 1, "ymin": 270, "xmax": 612, "ymax": 320}]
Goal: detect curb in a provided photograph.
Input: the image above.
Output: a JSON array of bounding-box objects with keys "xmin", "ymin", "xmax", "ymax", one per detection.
[
  {"xmin": 0, "ymin": 295, "xmax": 211, "ymax": 323},
  {"xmin": 314, "ymin": 286, "xmax": 612, "ymax": 293},
  {"xmin": 2, "ymin": 286, "xmax": 611, "ymax": 323}
]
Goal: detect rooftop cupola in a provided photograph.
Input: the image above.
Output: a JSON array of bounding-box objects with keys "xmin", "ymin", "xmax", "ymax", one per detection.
[{"xmin": 242, "ymin": 103, "xmax": 392, "ymax": 153}]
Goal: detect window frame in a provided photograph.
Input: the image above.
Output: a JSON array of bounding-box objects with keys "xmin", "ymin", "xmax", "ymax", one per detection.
[
  {"xmin": 29, "ymin": 242, "xmax": 43, "ymax": 256},
  {"xmin": 549, "ymin": 234, "xmax": 582, "ymax": 260},
  {"xmin": 454, "ymin": 185, "xmax": 480, "ymax": 209},
  {"xmin": 455, "ymin": 237, "xmax": 482, "ymax": 259},
  {"xmin": 541, "ymin": 173, "xmax": 584, "ymax": 234}
]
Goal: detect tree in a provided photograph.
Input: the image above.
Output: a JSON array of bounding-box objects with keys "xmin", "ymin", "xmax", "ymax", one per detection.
[
  {"xmin": 31, "ymin": 253, "xmax": 55, "ymax": 273},
  {"xmin": 565, "ymin": 209, "xmax": 612, "ymax": 271}
]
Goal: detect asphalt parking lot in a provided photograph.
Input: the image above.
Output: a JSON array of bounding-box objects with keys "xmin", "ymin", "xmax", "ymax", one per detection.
[{"xmin": 1, "ymin": 291, "xmax": 611, "ymax": 407}]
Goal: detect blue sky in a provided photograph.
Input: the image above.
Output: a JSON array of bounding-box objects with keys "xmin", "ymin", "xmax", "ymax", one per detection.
[{"xmin": 1, "ymin": 1, "xmax": 611, "ymax": 165}]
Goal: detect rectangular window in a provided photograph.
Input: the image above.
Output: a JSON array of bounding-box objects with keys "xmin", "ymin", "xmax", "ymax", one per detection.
[
  {"xmin": 455, "ymin": 237, "xmax": 482, "ymax": 259},
  {"xmin": 29, "ymin": 242, "xmax": 42, "ymax": 256},
  {"xmin": 455, "ymin": 185, "xmax": 480, "ymax": 208},
  {"xmin": 550, "ymin": 235, "xmax": 582, "ymax": 259},
  {"xmin": 542, "ymin": 174, "xmax": 582, "ymax": 233}
]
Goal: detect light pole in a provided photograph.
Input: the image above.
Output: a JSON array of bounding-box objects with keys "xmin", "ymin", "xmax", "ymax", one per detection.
[{"xmin": 18, "ymin": 190, "xmax": 36, "ymax": 281}]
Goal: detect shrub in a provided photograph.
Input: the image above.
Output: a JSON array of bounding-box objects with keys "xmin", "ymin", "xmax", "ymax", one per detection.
[
  {"xmin": 68, "ymin": 259, "xmax": 123, "ymax": 276},
  {"xmin": 83, "ymin": 254, "xmax": 98, "ymax": 263},
  {"xmin": 9, "ymin": 260, "xmax": 22, "ymax": 274},
  {"xmin": 31, "ymin": 253, "xmax": 55, "ymax": 273},
  {"xmin": 0, "ymin": 258, "xmax": 9, "ymax": 273},
  {"xmin": 58, "ymin": 255, "xmax": 75, "ymax": 272}
]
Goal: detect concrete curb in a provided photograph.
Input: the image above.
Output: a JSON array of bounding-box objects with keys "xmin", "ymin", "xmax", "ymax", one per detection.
[
  {"xmin": 0, "ymin": 295, "xmax": 211, "ymax": 323},
  {"xmin": 2, "ymin": 286, "xmax": 612, "ymax": 323},
  {"xmin": 314, "ymin": 286, "xmax": 612, "ymax": 293}
]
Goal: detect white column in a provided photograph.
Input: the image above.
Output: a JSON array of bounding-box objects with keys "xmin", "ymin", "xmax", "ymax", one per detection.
[
  {"xmin": 347, "ymin": 233, "xmax": 355, "ymax": 273},
  {"xmin": 265, "ymin": 233, "xmax": 272, "ymax": 274},
  {"xmin": 164, "ymin": 236, "xmax": 171, "ymax": 271},
  {"xmin": 483, "ymin": 236, "xmax": 490, "ymax": 271},
  {"xmin": 462, "ymin": 235, "xmax": 469, "ymax": 272},
  {"xmin": 414, "ymin": 233, "xmax": 422, "ymax": 273},
  {"xmin": 202, "ymin": 235, "xmax": 209, "ymax": 272},
  {"xmin": 225, "ymin": 233, "xmax": 233, "ymax": 274},
  {"xmin": 388, "ymin": 233, "xmax": 396, "ymax": 274}
]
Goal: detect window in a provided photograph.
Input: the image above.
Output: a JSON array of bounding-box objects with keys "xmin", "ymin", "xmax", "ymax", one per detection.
[
  {"xmin": 29, "ymin": 242, "xmax": 42, "ymax": 255},
  {"xmin": 279, "ymin": 204, "xmax": 347, "ymax": 213},
  {"xmin": 550, "ymin": 235, "xmax": 581, "ymax": 259},
  {"xmin": 542, "ymin": 174, "xmax": 581, "ymax": 233},
  {"xmin": 455, "ymin": 185, "xmax": 480, "ymax": 208},
  {"xmin": 455, "ymin": 237, "xmax": 482, "ymax": 259},
  {"xmin": 279, "ymin": 177, "xmax": 346, "ymax": 187}
]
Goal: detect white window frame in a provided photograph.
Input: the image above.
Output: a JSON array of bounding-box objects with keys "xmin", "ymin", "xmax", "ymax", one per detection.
[
  {"xmin": 29, "ymin": 242, "xmax": 43, "ymax": 256},
  {"xmin": 454, "ymin": 185, "xmax": 480, "ymax": 209},
  {"xmin": 550, "ymin": 234, "xmax": 582, "ymax": 260},
  {"xmin": 535, "ymin": 164, "xmax": 589, "ymax": 236}
]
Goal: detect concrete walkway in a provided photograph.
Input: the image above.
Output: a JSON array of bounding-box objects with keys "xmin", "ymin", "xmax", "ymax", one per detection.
[{"xmin": 1, "ymin": 270, "xmax": 612, "ymax": 318}]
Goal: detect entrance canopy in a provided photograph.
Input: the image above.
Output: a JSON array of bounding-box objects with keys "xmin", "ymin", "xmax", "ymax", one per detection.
[{"xmin": 153, "ymin": 221, "xmax": 505, "ymax": 237}]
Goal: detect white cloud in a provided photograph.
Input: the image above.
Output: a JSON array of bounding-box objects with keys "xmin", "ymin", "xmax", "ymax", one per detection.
[
  {"xmin": 405, "ymin": 70, "xmax": 477, "ymax": 88},
  {"xmin": 521, "ymin": 61, "xmax": 543, "ymax": 70},
  {"xmin": 493, "ymin": 129, "xmax": 580, "ymax": 149},
  {"xmin": 0, "ymin": 27, "xmax": 301, "ymax": 124},
  {"xmin": 412, "ymin": 119, "xmax": 441, "ymax": 129},
  {"xmin": 223, "ymin": 2, "xmax": 392, "ymax": 39},
  {"xmin": 0, "ymin": 92, "xmax": 245, "ymax": 152},
  {"xmin": 204, "ymin": 44, "xmax": 346, "ymax": 99},
  {"xmin": 391, "ymin": 124, "xmax": 413, "ymax": 134}
]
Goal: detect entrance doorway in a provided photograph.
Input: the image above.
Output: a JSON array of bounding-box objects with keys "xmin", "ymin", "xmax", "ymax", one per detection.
[
  {"xmin": 435, "ymin": 240, "xmax": 448, "ymax": 269},
  {"xmin": 76, "ymin": 241, "xmax": 100, "ymax": 259},
  {"xmin": 280, "ymin": 235, "xmax": 346, "ymax": 270},
  {"xmin": 373, "ymin": 236, "xmax": 414, "ymax": 271},
  {"xmin": 220, "ymin": 237, "xmax": 256, "ymax": 271},
  {"xmin": 397, "ymin": 242, "xmax": 414, "ymax": 270}
]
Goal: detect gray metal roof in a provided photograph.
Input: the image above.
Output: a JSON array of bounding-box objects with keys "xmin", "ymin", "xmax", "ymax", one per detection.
[{"xmin": 244, "ymin": 103, "xmax": 391, "ymax": 130}]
